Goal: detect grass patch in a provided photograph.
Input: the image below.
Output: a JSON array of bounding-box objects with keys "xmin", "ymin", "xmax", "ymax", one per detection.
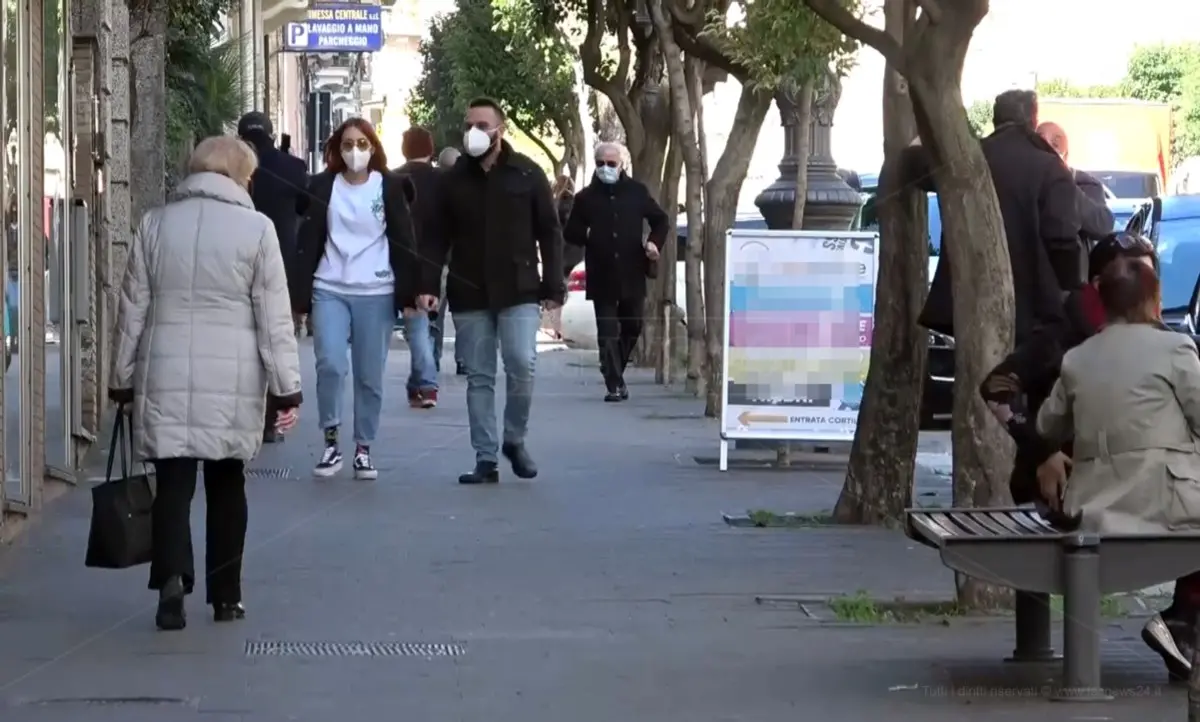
[
  {"xmin": 1048, "ymin": 593, "xmax": 1124, "ymax": 618},
  {"xmin": 828, "ymin": 591, "xmax": 970, "ymax": 624},
  {"xmin": 747, "ymin": 509, "xmax": 835, "ymax": 527}
]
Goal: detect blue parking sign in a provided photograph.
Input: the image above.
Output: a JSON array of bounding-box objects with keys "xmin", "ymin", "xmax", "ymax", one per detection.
[{"xmin": 282, "ymin": 3, "xmax": 383, "ymax": 53}]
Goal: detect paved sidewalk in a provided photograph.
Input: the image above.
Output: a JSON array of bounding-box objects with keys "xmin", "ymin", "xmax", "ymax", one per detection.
[{"xmin": 0, "ymin": 343, "xmax": 1186, "ymax": 720}]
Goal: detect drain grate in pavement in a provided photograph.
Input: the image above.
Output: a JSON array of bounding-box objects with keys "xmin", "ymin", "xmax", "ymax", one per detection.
[
  {"xmin": 245, "ymin": 640, "xmax": 466, "ymax": 657},
  {"xmin": 245, "ymin": 467, "xmax": 291, "ymax": 479}
]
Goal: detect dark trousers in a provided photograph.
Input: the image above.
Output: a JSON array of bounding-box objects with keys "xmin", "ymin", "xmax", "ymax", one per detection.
[
  {"xmin": 149, "ymin": 457, "xmax": 248, "ymax": 605},
  {"xmin": 594, "ymin": 298, "xmax": 643, "ymax": 392}
]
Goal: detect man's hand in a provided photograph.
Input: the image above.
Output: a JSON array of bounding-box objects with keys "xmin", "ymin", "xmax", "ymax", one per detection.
[
  {"xmin": 645, "ymin": 243, "xmax": 660, "ymax": 261},
  {"xmin": 1036, "ymin": 452, "xmax": 1073, "ymax": 511},
  {"xmin": 275, "ymin": 407, "xmax": 299, "ymax": 434},
  {"xmin": 415, "ymin": 294, "xmax": 439, "ymax": 311}
]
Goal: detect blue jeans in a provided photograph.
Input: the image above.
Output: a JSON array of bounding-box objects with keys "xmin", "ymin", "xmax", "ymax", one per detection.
[
  {"xmin": 402, "ymin": 311, "xmax": 438, "ymax": 392},
  {"xmin": 431, "ymin": 295, "xmax": 464, "ymax": 372},
  {"xmin": 312, "ymin": 288, "xmax": 395, "ymax": 445},
  {"xmin": 454, "ymin": 303, "xmax": 541, "ymax": 463}
]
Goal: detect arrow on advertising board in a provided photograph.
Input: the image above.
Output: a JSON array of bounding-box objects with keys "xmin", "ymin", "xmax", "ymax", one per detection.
[{"xmin": 737, "ymin": 411, "xmax": 788, "ymax": 425}]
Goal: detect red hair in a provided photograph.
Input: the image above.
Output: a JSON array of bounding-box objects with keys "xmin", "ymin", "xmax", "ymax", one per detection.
[
  {"xmin": 324, "ymin": 118, "xmax": 388, "ymax": 174},
  {"xmin": 1098, "ymin": 256, "xmax": 1161, "ymax": 324},
  {"xmin": 401, "ymin": 126, "xmax": 434, "ymax": 161}
]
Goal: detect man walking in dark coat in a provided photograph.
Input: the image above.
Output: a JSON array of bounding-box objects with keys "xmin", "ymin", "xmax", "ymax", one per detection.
[
  {"xmin": 1036, "ymin": 121, "xmax": 1115, "ymax": 242},
  {"xmin": 905, "ymin": 89, "xmax": 1083, "ymax": 344},
  {"xmin": 237, "ymin": 111, "xmax": 310, "ymax": 442},
  {"xmin": 419, "ymin": 97, "xmax": 565, "ymax": 485},
  {"xmin": 563, "ymin": 141, "xmax": 669, "ymax": 401}
]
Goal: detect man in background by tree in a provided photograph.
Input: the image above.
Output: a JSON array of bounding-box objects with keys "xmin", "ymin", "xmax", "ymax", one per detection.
[
  {"xmin": 238, "ymin": 111, "xmax": 311, "ymax": 442},
  {"xmin": 433, "ymin": 147, "xmax": 465, "ymax": 376},
  {"xmin": 563, "ymin": 142, "xmax": 669, "ymax": 402},
  {"xmin": 1036, "ymin": 122, "xmax": 1115, "ymax": 242}
]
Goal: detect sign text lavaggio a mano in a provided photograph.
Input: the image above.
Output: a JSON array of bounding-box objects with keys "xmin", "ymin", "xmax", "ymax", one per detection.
[{"xmin": 282, "ymin": 3, "xmax": 383, "ymax": 53}]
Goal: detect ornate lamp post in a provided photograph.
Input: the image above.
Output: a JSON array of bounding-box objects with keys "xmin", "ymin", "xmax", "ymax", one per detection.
[{"xmin": 755, "ymin": 70, "xmax": 862, "ymax": 231}]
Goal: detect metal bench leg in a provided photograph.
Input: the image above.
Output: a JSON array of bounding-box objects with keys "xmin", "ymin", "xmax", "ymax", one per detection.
[
  {"xmin": 1005, "ymin": 591, "xmax": 1060, "ymax": 662},
  {"xmin": 1051, "ymin": 538, "xmax": 1112, "ymax": 702}
]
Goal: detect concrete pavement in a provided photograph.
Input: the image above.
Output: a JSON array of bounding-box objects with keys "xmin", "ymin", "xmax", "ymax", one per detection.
[{"xmin": 0, "ymin": 341, "xmax": 1188, "ymax": 720}]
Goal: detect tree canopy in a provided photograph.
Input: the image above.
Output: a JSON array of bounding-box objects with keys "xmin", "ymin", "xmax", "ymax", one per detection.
[{"xmin": 408, "ymin": 0, "xmax": 581, "ymax": 171}]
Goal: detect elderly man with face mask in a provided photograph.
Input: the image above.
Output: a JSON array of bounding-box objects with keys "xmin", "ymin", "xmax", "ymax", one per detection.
[{"xmin": 563, "ymin": 142, "xmax": 670, "ymax": 401}]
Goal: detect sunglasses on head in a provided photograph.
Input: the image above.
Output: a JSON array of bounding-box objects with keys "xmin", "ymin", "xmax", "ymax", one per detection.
[
  {"xmin": 595, "ymin": 160, "xmax": 620, "ymax": 168},
  {"xmin": 340, "ymin": 137, "xmax": 371, "ymax": 152},
  {"xmin": 1109, "ymin": 232, "xmax": 1155, "ymax": 254}
]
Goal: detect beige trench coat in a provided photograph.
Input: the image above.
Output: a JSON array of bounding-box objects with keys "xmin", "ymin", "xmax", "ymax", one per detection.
[
  {"xmin": 109, "ymin": 172, "xmax": 303, "ymax": 462},
  {"xmin": 1037, "ymin": 322, "xmax": 1200, "ymax": 534}
]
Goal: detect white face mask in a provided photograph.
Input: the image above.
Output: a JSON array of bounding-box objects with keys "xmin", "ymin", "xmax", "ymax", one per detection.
[
  {"xmin": 342, "ymin": 147, "xmax": 372, "ymax": 173},
  {"xmin": 463, "ymin": 127, "xmax": 494, "ymax": 158},
  {"xmin": 596, "ymin": 165, "xmax": 620, "ymax": 184}
]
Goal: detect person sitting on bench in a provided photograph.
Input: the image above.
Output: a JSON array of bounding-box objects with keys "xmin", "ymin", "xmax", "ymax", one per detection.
[{"xmin": 1035, "ymin": 253, "xmax": 1200, "ymax": 681}]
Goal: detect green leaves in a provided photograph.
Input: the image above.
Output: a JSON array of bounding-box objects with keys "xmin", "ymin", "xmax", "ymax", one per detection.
[{"xmin": 703, "ymin": 0, "xmax": 859, "ymax": 90}]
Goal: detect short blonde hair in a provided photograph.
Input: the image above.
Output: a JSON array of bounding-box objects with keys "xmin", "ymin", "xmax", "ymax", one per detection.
[{"xmin": 188, "ymin": 135, "xmax": 258, "ymax": 186}]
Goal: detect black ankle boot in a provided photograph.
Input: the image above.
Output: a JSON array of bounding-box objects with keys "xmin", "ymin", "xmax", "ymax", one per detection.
[
  {"xmin": 458, "ymin": 461, "xmax": 499, "ymax": 485},
  {"xmin": 213, "ymin": 602, "xmax": 246, "ymax": 622},
  {"xmin": 156, "ymin": 576, "xmax": 187, "ymax": 631},
  {"xmin": 501, "ymin": 442, "xmax": 538, "ymax": 479}
]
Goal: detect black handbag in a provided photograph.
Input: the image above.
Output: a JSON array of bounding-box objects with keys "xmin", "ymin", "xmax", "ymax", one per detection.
[{"xmin": 85, "ymin": 408, "xmax": 154, "ymax": 569}]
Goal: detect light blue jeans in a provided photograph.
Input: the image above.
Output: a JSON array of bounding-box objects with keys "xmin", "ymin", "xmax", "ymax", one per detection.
[
  {"xmin": 402, "ymin": 311, "xmax": 438, "ymax": 392},
  {"xmin": 454, "ymin": 303, "xmax": 541, "ymax": 463},
  {"xmin": 312, "ymin": 287, "xmax": 395, "ymax": 445}
]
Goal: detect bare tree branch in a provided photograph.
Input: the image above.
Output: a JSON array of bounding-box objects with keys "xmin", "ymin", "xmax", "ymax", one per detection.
[
  {"xmin": 801, "ymin": 0, "xmax": 904, "ymax": 71},
  {"xmin": 670, "ymin": 21, "xmax": 751, "ymax": 81}
]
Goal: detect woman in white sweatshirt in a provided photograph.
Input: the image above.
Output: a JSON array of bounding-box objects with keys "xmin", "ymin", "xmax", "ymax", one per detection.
[{"xmin": 291, "ymin": 119, "xmax": 432, "ymax": 479}]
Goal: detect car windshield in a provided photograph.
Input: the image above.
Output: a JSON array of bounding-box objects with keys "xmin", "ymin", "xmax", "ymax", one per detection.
[{"xmin": 1156, "ymin": 216, "xmax": 1200, "ymax": 311}]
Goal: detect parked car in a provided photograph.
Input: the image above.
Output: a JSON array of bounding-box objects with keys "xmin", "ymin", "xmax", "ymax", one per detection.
[{"xmin": 560, "ymin": 213, "xmax": 767, "ymax": 349}]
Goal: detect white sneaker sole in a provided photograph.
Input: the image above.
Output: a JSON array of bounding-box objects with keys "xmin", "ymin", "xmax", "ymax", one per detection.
[
  {"xmin": 313, "ymin": 460, "xmax": 343, "ymax": 478},
  {"xmin": 354, "ymin": 467, "xmax": 378, "ymax": 481}
]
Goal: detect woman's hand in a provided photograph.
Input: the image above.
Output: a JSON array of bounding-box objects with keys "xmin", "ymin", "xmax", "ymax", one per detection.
[{"xmin": 275, "ymin": 407, "xmax": 299, "ymax": 433}]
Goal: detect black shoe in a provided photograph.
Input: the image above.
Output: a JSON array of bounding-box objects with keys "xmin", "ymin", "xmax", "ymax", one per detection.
[
  {"xmin": 456, "ymin": 361, "xmax": 467, "ymax": 376},
  {"xmin": 156, "ymin": 576, "xmax": 187, "ymax": 631},
  {"xmin": 619, "ymin": 385, "xmax": 629, "ymax": 400},
  {"xmin": 1142, "ymin": 612, "xmax": 1194, "ymax": 681},
  {"xmin": 501, "ymin": 442, "xmax": 538, "ymax": 479},
  {"xmin": 604, "ymin": 391, "xmax": 623, "ymax": 402},
  {"xmin": 213, "ymin": 602, "xmax": 246, "ymax": 622},
  {"xmin": 459, "ymin": 461, "xmax": 500, "ymax": 485},
  {"xmin": 263, "ymin": 428, "xmax": 282, "ymax": 443}
]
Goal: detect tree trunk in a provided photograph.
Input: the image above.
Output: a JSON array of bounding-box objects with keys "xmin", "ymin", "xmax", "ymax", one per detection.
[
  {"xmin": 835, "ymin": 1, "xmax": 927, "ymax": 526},
  {"xmin": 703, "ymin": 86, "xmax": 772, "ymax": 417},
  {"xmin": 653, "ymin": 138, "xmax": 684, "ymax": 383},
  {"xmin": 906, "ymin": 8, "xmax": 1015, "ymax": 610},
  {"xmin": 789, "ymin": 78, "xmax": 816, "ymax": 230},
  {"xmin": 650, "ymin": 0, "xmax": 706, "ymax": 396}
]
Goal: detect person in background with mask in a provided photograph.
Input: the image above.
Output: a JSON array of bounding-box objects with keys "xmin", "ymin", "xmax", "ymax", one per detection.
[
  {"xmin": 563, "ymin": 141, "xmax": 669, "ymax": 401},
  {"xmin": 291, "ymin": 118, "xmax": 424, "ymax": 480},
  {"xmin": 421, "ymin": 97, "xmax": 565, "ymax": 484},
  {"xmin": 432, "ymin": 146, "xmax": 465, "ymax": 375},
  {"xmin": 392, "ymin": 126, "xmax": 441, "ymax": 408}
]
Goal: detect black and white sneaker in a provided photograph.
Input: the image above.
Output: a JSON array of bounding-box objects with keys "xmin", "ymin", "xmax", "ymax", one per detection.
[
  {"xmin": 314, "ymin": 446, "xmax": 343, "ymax": 477},
  {"xmin": 353, "ymin": 450, "xmax": 378, "ymax": 480}
]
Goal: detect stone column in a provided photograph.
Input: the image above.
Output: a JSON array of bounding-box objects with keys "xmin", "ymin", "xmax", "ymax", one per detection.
[
  {"xmin": 72, "ymin": 0, "xmax": 115, "ymax": 441},
  {"xmin": 107, "ymin": 0, "xmax": 132, "ymax": 358},
  {"xmin": 127, "ymin": 1, "xmax": 166, "ymax": 221},
  {"xmin": 754, "ymin": 70, "xmax": 861, "ymax": 231}
]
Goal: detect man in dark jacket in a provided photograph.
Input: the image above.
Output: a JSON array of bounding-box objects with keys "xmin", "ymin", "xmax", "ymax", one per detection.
[
  {"xmin": 906, "ymin": 89, "xmax": 1083, "ymax": 344},
  {"xmin": 1036, "ymin": 121, "xmax": 1115, "ymax": 242},
  {"xmin": 432, "ymin": 147, "xmax": 464, "ymax": 376},
  {"xmin": 420, "ymin": 97, "xmax": 565, "ymax": 485},
  {"xmin": 238, "ymin": 111, "xmax": 310, "ymax": 442},
  {"xmin": 393, "ymin": 126, "xmax": 442, "ymax": 409},
  {"xmin": 564, "ymin": 142, "xmax": 669, "ymax": 401}
]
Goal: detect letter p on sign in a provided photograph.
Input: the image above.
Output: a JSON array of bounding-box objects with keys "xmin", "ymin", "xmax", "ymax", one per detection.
[{"xmin": 286, "ymin": 22, "xmax": 308, "ymax": 49}]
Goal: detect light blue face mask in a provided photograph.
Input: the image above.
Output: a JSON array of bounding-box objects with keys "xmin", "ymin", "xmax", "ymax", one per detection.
[{"xmin": 596, "ymin": 165, "xmax": 620, "ymax": 184}]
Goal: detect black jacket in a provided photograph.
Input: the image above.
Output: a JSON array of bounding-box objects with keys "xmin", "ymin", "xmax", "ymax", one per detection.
[
  {"xmin": 421, "ymin": 141, "xmax": 565, "ymax": 312},
  {"xmin": 907, "ymin": 124, "xmax": 1082, "ymax": 344},
  {"xmin": 1074, "ymin": 169, "xmax": 1115, "ymax": 242},
  {"xmin": 557, "ymin": 194, "xmax": 583, "ymax": 277},
  {"xmin": 393, "ymin": 160, "xmax": 443, "ymax": 275},
  {"xmin": 563, "ymin": 173, "xmax": 670, "ymax": 302},
  {"xmin": 244, "ymin": 133, "xmax": 310, "ymax": 259},
  {"xmin": 290, "ymin": 170, "xmax": 420, "ymax": 315}
]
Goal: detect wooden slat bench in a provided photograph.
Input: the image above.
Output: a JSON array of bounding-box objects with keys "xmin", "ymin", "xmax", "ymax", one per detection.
[{"xmin": 906, "ymin": 506, "xmax": 1200, "ymax": 701}]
